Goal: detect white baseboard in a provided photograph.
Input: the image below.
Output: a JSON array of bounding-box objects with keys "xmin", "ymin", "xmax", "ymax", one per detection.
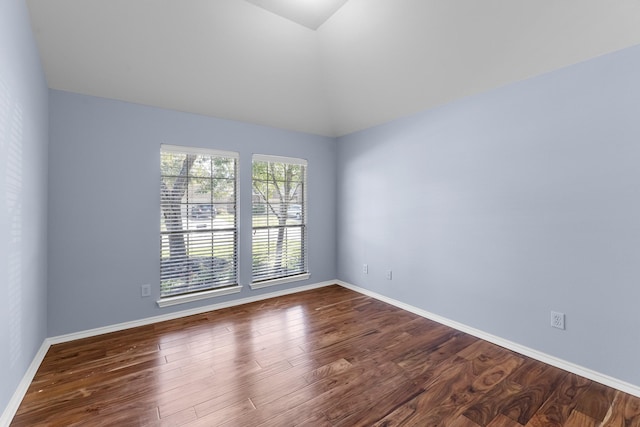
[
  {"xmin": 336, "ymin": 280, "xmax": 640, "ymax": 399},
  {"xmin": 4, "ymin": 278, "xmax": 640, "ymax": 427},
  {"xmin": 49, "ymin": 280, "xmax": 336, "ymax": 345},
  {"xmin": 0, "ymin": 340, "xmax": 51, "ymax": 427}
]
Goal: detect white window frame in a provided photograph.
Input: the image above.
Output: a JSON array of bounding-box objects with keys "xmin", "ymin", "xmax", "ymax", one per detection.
[
  {"xmin": 251, "ymin": 154, "xmax": 309, "ymax": 289},
  {"xmin": 159, "ymin": 144, "xmax": 240, "ymax": 307}
]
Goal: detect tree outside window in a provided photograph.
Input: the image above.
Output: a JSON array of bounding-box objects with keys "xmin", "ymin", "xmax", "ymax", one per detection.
[
  {"xmin": 252, "ymin": 156, "xmax": 307, "ymax": 282},
  {"xmin": 160, "ymin": 146, "xmax": 238, "ymax": 298}
]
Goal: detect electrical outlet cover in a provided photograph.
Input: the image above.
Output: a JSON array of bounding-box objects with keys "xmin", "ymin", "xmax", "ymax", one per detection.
[
  {"xmin": 141, "ymin": 284, "xmax": 151, "ymax": 297},
  {"xmin": 551, "ymin": 311, "xmax": 565, "ymax": 330}
]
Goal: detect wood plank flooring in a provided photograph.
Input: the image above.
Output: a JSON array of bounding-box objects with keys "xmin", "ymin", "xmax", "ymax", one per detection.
[{"xmin": 10, "ymin": 285, "xmax": 640, "ymax": 426}]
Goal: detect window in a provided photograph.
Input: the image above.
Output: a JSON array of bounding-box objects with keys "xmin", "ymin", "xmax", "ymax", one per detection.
[
  {"xmin": 160, "ymin": 145, "xmax": 238, "ymax": 301},
  {"xmin": 252, "ymin": 155, "xmax": 308, "ymax": 286}
]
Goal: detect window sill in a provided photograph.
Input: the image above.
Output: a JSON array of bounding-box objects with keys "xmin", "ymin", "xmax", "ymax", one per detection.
[
  {"xmin": 157, "ymin": 285, "xmax": 242, "ymax": 308},
  {"xmin": 250, "ymin": 273, "xmax": 310, "ymax": 290}
]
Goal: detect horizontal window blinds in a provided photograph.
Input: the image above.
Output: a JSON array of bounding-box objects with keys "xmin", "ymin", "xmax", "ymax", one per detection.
[
  {"xmin": 160, "ymin": 145, "xmax": 238, "ymax": 298},
  {"xmin": 252, "ymin": 155, "xmax": 308, "ymax": 282}
]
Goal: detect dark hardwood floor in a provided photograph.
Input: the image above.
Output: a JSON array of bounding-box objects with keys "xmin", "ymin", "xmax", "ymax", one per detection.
[{"xmin": 11, "ymin": 285, "xmax": 640, "ymax": 426}]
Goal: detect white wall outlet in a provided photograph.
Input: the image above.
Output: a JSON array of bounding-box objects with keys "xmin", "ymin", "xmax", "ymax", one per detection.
[
  {"xmin": 141, "ymin": 284, "xmax": 151, "ymax": 297},
  {"xmin": 386, "ymin": 270, "xmax": 392, "ymax": 280},
  {"xmin": 551, "ymin": 311, "xmax": 565, "ymax": 330},
  {"xmin": 363, "ymin": 264, "xmax": 368, "ymax": 274}
]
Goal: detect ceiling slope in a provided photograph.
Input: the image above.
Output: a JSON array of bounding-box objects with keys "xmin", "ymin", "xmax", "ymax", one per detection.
[
  {"xmin": 319, "ymin": 0, "xmax": 640, "ymax": 136},
  {"xmin": 244, "ymin": 0, "xmax": 349, "ymax": 30},
  {"xmin": 26, "ymin": 0, "xmax": 333, "ymax": 135},
  {"xmin": 27, "ymin": 0, "xmax": 640, "ymax": 137}
]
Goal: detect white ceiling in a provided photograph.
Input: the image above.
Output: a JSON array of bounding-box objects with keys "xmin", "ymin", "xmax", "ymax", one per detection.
[
  {"xmin": 26, "ymin": 0, "xmax": 640, "ymax": 137},
  {"xmin": 243, "ymin": 0, "xmax": 349, "ymax": 30}
]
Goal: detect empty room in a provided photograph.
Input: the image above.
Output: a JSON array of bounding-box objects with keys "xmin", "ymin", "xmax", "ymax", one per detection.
[{"xmin": 2, "ymin": 0, "xmax": 640, "ymax": 425}]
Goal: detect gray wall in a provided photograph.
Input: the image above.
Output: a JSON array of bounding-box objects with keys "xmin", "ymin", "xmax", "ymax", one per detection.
[
  {"xmin": 0, "ymin": 0, "xmax": 49, "ymax": 416},
  {"xmin": 48, "ymin": 90, "xmax": 337, "ymax": 336},
  {"xmin": 336, "ymin": 44, "xmax": 640, "ymax": 386}
]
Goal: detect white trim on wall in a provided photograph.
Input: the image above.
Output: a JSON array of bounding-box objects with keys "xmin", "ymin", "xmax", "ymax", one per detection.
[
  {"xmin": 3, "ymin": 279, "xmax": 640, "ymax": 427},
  {"xmin": 336, "ymin": 280, "xmax": 640, "ymax": 399},
  {"xmin": 50, "ymin": 280, "xmax": 335, "ymax": 345},
  {"xmin": 0, "ymin": 341, "xmax": 50, "ymax": 427}
]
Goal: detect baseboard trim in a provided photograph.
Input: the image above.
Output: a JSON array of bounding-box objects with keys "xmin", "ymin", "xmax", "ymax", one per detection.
[
  {"xmin": 0, "ymin": 340, "xmax": 51, "ymax": 427},
  {"xmin": 49, "ymin": 280, "xmax": 336, "ymax": 345},
  {"xmin": 5, "ymin": 278, "xmax": 639, "ymax": 427},
  {"xmin": 336, "ymin": 280, "xmax": 640, "ymax": 399}
]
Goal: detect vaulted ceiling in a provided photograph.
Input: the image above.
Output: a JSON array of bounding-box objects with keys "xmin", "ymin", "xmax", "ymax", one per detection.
[{"xmin": 26, "ymin": 0, "xmax": 640, "ymax": 137}]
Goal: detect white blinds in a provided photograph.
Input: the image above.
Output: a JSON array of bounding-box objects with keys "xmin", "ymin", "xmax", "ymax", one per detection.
[
  {"xmin": 252, "ymin": 155, "xmax": 308, "ymax": 282},
  {"xmin": 160, "ymin": 145, "xmax": 238, "ymax": 298}
]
